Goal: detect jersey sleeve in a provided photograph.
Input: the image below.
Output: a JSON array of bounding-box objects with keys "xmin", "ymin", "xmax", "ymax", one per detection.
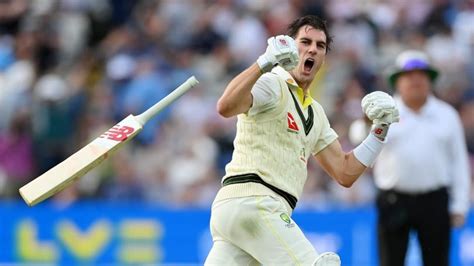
[{"xmin": 248, "ymin": 73, "xmax": 282, "ymax": 116}]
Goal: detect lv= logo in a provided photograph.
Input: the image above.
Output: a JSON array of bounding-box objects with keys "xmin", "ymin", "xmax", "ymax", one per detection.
[
  {"xmin": 100, "ymin": 125, "xmax": 135, "ymax": 141},
  {"xmin": 287, "ymin": 112, "xmax": 299, "ymax": 133}
]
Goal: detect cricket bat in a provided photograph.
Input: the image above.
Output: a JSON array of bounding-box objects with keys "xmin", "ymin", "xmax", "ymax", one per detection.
[{"xmin": 19, "ymin": 76, "xmax": 199, "ymax": 206}]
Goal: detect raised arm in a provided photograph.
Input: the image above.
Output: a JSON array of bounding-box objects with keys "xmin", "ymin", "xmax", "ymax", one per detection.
[
  {"xmin": 216, "ymin": 63, "xmax": 262, "ymax": 118},
  {"xmin": 315, "ymin": 140, "xmax": 367, "ymax": 187},
  {"xmin": 315, "ymin": 91, "xmax": 400, "ymax": 187},
  {"xmin": 217, "ymin": 35, "xmax": 299, "ymax": 118}
]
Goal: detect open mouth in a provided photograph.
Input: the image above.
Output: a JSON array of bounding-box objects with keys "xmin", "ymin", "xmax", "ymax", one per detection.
[{"xmin": 304, "ymin": 58, "xmax": 315, "ymax": 72}]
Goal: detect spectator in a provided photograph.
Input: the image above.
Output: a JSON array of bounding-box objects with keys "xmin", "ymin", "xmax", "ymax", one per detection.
[{"xmin": 0, "ymin": 110, "xmax": 34, "ymax": 196}]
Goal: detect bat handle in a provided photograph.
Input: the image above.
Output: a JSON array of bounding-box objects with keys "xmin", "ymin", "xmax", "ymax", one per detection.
[{"xmin": 135, "ymin": 76, "xmax": 199, "ymax": 125}]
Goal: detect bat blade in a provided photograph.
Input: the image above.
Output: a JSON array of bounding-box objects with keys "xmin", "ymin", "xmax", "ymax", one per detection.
[
  {"xmin": 19, "ymin": 76, "xmax": 199, "ymax": 206},
  {"xmin": 19, "ymin": 115, "xmax": 142, "ymax": 206}
]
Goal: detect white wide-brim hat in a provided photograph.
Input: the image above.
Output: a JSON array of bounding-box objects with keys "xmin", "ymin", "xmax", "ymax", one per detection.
[{"xmin": 388, "ymin": 50, "xmax": 439, "ymax": 87}]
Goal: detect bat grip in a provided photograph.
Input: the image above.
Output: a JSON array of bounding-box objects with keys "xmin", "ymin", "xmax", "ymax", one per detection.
[{"xmin": 135, "ymin": 76, "xmax": 199, "ymax": 125}]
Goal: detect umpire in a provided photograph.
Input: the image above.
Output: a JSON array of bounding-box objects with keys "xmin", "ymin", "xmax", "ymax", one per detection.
[{"xmin": 373, "ymin": 50, "xmax": 471, "ymax": 266}]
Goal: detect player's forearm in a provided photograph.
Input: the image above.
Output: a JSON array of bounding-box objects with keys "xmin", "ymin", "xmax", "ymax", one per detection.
[
  {"xmin": 324, "ymin": 152, "xmax": 367, "ymax": 188},
  {"xmin": 217, "ymin": 63, "xmax": 262, "ymax": 117},
  {"xmin": 217, "ymin": 35, "xmax": 299, "ymax": 118},
  {"xmin": 337, "ymin": 152, "xmax": 368, "ymax": 187},
  {"xmin": 315, "ymin": 141, "xmax": 367, "ymax": 188}
]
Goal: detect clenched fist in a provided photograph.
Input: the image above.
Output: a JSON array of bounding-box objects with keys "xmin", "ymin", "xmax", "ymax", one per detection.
[
  {"xmin": 257, "ymin": 35, "xmax": 299, "ymax": 73},
  {"xmin": 361, "ymin": 91, "xmax": 399, "ymax": 140}
]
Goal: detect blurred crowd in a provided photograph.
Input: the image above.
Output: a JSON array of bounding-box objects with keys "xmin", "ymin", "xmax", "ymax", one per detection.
[{"xmin": 0, "ymin": 0, "xmax": 472, "ymax": 209}]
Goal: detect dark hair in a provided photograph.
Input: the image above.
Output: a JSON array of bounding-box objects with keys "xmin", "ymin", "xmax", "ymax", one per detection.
[{"xmin": 287, "ymin": 15, "xmax": 333, "ymax": 53}]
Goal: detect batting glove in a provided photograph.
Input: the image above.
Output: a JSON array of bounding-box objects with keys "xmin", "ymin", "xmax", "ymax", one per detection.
[
  {"xmin": 257, "ymin": 35, "xmax": 299, "ymax": 73},
  {"xmin": 361, "ymin": 91, "xmax": 399, "ymax": 140}
]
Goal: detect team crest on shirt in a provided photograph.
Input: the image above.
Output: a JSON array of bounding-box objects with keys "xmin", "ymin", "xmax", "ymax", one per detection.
[
  {"xmin": 287, "ymin": 112, "xmax": 299, "ymax": 133},
  {"xmin": 280, "ymin": 213, "xmax": 295, "ymax": 228}
]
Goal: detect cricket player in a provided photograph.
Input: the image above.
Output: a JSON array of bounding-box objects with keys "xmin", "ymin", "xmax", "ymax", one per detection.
[{"xmin": 205, "ymin": 15, "xmax": 399, "ymax": 265}]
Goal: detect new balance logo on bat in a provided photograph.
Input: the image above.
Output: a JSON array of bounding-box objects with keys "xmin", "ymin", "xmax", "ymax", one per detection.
[{"xmin": 100, "ymin": 125, "xmax": 136, "ymax": 141}]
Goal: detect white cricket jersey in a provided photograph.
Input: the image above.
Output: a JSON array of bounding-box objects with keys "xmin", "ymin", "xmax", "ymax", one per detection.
[
  {"xmin": 218, "ymin": 66, "xmax": 338, "ymax": 207},
  {"xmin": 374, "ymin": 95, "xmax": 471, "ymax": 214}
]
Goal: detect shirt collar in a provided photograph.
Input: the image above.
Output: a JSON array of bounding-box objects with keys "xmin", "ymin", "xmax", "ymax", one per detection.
[{"xmin": 271, "ymin": 66, "xmax": 314, "ymax": 108}]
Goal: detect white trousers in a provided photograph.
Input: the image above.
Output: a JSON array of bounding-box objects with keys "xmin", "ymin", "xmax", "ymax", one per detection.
[{"xmin": 205, "ymin": 195, "xmax": 318, "ymax": 265}]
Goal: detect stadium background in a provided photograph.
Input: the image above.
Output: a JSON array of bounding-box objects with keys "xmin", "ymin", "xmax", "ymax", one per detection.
[{"xmin": 0, "ymin": 0, "xmax": 472, "ymax": 265}]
